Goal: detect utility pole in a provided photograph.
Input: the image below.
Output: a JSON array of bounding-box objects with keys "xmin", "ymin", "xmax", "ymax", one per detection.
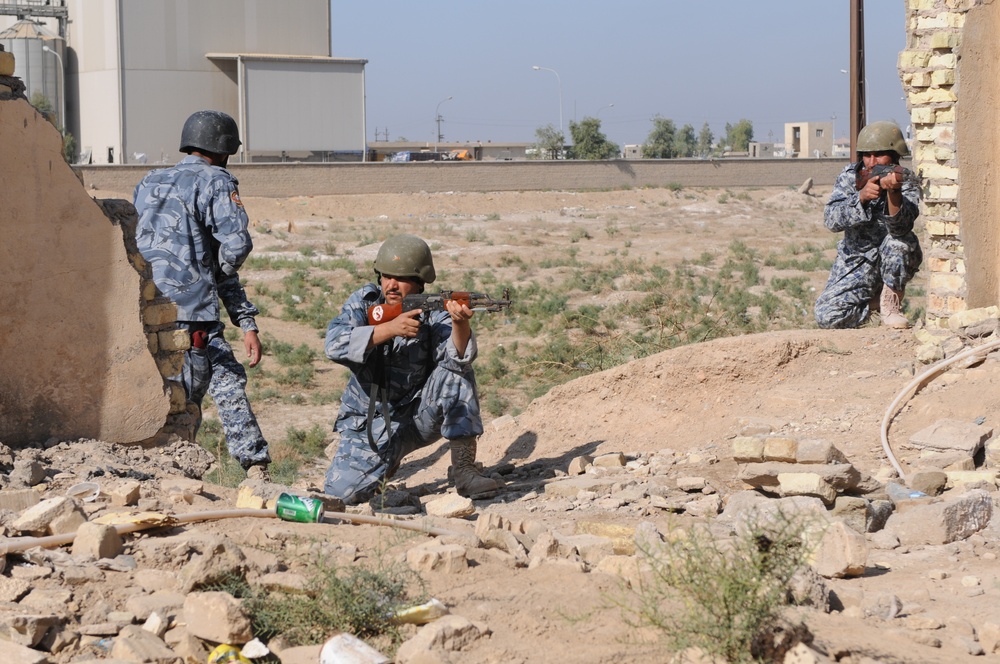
[{"xmin": 850, "ymin": 0, "xmax": 866, "ymax": 161}]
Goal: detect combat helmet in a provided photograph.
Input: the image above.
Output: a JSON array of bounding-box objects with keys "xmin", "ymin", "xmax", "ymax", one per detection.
[
  {"xmin": 856, "ymin": 121, "xmax": 909, "ymax": 157},
  {"xmin": 179, "ymin": 110, "xmax": 242, "ymax": 155},
  {"xmin": 373, "ymin": 234, "xmax": 436, "ymax": 284}
]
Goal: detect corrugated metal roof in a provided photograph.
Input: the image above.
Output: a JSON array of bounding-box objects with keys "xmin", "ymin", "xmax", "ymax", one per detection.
[{"xmin": 0, "ymin": 18, "xmax": 58, "ymax": 40}]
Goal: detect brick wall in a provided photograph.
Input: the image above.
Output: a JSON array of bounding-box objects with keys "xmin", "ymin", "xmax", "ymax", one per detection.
[{"xmin": 899, "ymin": 0, "xmax": 986, "ymax": 326}]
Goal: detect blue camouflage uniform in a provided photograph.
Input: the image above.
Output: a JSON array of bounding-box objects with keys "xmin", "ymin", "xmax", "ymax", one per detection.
[
  {"xmin": 814, "ymin": 163, "xmax": 922, "ymax": 329},
  {"xmin": 133, "ymin": 155, "xmax": 270, "ymax": 469},
  {"xmin": 324, "ymin": 283, "xmax": 483, "ymax": 504}
]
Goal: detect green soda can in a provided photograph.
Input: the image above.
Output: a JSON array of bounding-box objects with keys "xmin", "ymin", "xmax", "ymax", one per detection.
[{"xmin": 275, "ymin": 493, "xmax": 323, "ymax": 523}]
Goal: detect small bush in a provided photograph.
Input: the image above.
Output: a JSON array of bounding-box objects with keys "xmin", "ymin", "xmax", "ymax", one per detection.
[{"xmin": 622, "ymin": 512, "xmax": 814, "ymax": 663}]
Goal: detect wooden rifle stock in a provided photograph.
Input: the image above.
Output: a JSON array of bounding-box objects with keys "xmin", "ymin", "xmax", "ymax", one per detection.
[
  {"xmin": 367, "ymin": 288, "xmax": 512, "ymax": 325},
  {"xmin": 856, "ymin": 164, "xmax": 915, "ymax": 191}
]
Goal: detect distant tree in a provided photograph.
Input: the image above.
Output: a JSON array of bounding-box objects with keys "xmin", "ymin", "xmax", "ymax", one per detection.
[
  {"xmin": 29, "ymin": 91, "xmax": 76, "ymax": 163},
  {"xmin": 532, "ymin": 123, "xmax": 565, "ymax": 160},
  {"xmin": 567, "ymin": 117, "xmax": 619, "ymax": 160},
  {"xmin": 642, "ymin": 115, "xmax": 678, "ymax": 159},
  {"xmin": 697, "ymin": 122, "xmax": 714, "ymax": 157},
  {"xmin": 724, "ymin": 119, "xmax": 754, "ymax": 152},
  {"xmin": 673, "ymin": 124, "xmax": 697, "ymax": 158}
]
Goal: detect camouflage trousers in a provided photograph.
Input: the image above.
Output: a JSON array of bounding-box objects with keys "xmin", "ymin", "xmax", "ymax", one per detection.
[
  {"xmin": 814, "ymin": 232, "xmax": 922, "ymax": 329},
  {"xmin": 323, "ymin": 364, "xmax": 483, "ymax": 505},
  {"xmin": 176, "ymin": 322, "xmax": 270, "ymax": 469}
]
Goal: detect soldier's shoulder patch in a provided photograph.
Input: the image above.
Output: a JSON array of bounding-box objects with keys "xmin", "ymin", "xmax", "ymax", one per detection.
[{"xmin": 230, "ymin": 190, "xmax": 244, "ymax": 208}]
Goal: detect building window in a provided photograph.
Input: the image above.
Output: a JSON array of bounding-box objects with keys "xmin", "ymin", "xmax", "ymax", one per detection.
[{"xmin": 816, "ymin": 129, "xmax": 824, "ymax": 137}]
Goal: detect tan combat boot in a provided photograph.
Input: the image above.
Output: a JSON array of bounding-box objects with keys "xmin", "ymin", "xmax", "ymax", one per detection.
[
  {"xmin": 449, "ymin": 437, "xmax": 503, "ymax": 499},
  {"xmin": 880, "ymin": 285, "xmax": 910, "ymax": 329}
]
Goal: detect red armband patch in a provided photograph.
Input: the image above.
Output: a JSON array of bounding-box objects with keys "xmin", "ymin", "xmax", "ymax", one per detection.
[{"xmin": 231, "ymin": 190, "xmax": 244, "ymax": 208}]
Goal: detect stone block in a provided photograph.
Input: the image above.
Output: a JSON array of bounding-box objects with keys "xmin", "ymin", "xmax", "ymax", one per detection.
[
  {"xmin": 762, "ymin": 437, "xmax": 797, "ymax": 462},
  {"xmin": 406, "ymin": 542, "xmax": 468, "ymax": 574},
  {"xmin": 739, "ymin": 462, "xmax": 860, "ymax": 492},
  {"xmin": 807, "ymin": 520, "xmax": 867, "ymax": 579},
  {"xmin": 886, "ymin": 489, "xmax": 992, "ymax": 546},
  {"xmin": 906, "ymin": 419, "xmax": 992, "ymax": 456},
  {"xmin": 72, "ymin": 522, "xmax": 123, "ymax": 559},
  {"xmin": 777, "ymin": 473, "xmax": 837, "ymax": 505},
  {"xmin": 182, "ymin": 591, "xmax": 253, "ymax": 644},
  {"xmin": 731, "ymin": 436, "xmax": 764, "ymax": 462}
]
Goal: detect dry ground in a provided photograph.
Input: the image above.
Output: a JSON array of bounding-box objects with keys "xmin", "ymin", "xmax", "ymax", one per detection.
[{"xmin": 41, "ymin": 183, "xmax": 1000, "ymax": 662}]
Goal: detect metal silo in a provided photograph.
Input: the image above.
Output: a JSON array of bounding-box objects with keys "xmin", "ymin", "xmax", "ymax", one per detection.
[{"xmin": 0, "ymin": 19, "xmax": 64, "ymax": 129}]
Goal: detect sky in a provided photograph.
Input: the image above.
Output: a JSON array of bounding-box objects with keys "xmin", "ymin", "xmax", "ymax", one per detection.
[{"xmin": 330, "ymin": 1, "xmax": 910, "ymax": 149}]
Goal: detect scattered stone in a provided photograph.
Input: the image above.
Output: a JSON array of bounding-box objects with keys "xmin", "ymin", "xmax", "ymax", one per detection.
[
  {"xmin": 731, "ymin": 436, "xmax": 764, "ymax": 463},
  {"xmin": 907, "ymin": 470, "xmax": 947, "ymax": 496},
  {"xmin": 182, "ymin": 591, "xmax": 253, "ymax": 644},
  {"xmin": 885, "ymin": 489, "xmax": 993, "ymax": 546},
  {"xmin": 406, "ymin": 542, "xmax": 468, "ymax": 574},
  {"xmin": 394, "ymin": 615, "xmax": 490, "ymax": 663},
  {"xmin": 71, "ymin": 522, "xmax": 123, "ymax": 560},
  {"xmin": 567, "ymin": 454, "xmax": 593, "ymax": 475},
  {"xmin": 906, "ymin": 419, "xmax": 992, "ymax": 456},
  {"xmin": 424, "ymin": 494, "xmax": 475, "ymax": 518},
  {"xmin": 109, "ymin": 624, "xmax": 177, "ymax": 662}
]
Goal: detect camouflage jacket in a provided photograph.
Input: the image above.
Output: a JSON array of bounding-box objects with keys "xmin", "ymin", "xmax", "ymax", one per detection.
[
  {"xmin": 324, "ymin": 284, "xmax": 478, "ymax": 428},
  {"xmin": 823, "ymin": 163, "xmax": 921, "ymax": 257},
  {"xmin": 133, "ymin": 155, "xmax": 259, "ymax": 331}
]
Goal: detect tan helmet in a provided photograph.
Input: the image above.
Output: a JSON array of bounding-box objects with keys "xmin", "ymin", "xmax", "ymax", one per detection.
[
  {"xmin": 856, "ymin": 121, "xmax": 909, "ymax": 157},
  {"xmin": 373, "ymin": 234, "xmax": 436, "ymax": 284}
]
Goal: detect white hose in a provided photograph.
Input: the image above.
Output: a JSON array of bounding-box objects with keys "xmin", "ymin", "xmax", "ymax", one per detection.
[{"xmin": 881, "ymin": 336, "xmax": 1000, "ymax": 481}]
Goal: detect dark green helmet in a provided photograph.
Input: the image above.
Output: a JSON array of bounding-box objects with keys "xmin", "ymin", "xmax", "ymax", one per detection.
[
  {"xmin": 856, "ymin": 121, "xmax": 909, "ymax": 157},
  {"xmin": 373, "ymin": 234, "xmax": 436, "ymax": 284},
  {"xmin": 179, "ymin": 110, "xmax": 242, "ymax": 155}
]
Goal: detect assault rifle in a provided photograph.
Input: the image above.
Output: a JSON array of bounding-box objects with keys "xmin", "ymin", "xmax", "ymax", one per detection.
[
  {"xmin": 367, "ymin": 288, "xmax": 513, "ymax": 325},
  {"xmin": 856, "ymin": 163, "xmax": 919, "ymax": 191}
]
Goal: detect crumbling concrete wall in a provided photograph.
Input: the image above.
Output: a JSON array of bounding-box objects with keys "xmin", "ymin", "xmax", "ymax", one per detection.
[
  {"xmin": 0, "ymin": 89, "xmax": 174, "ymax": 445},
  {"xmin": 900, "ymin": 0, "xmax": 1000, "ymax": 325}
]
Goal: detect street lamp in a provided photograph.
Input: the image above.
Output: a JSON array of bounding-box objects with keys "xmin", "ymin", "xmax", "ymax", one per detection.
[
  {"xmin": 531, "ymin": 65, "xmax": 563, "ymax": 137},
  {"xmin": 597, "ymin": 103, "xmax": 614, "ymax": 118},
  {"xmin": 41, "ymin": 44, "xmax": 65, "ymax": 133},
  {"xmin": 434, "ymin": 95, "xmax": 453, "ymax": 153}
]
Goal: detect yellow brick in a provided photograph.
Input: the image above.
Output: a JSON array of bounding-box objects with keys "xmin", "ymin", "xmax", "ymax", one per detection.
[
  {"xmin": 909, "ymin": 0, "xmax": 936, "ymax": 10},
  {"xmin": 911, "ymin": 107, "xmax": 935, "ymax": 124},
  {"xmin": 929, "ymin": 53, "xmax": 958, "ymax": 69},
  {"xmin": 899, "ymin": 50, "xmax": 932, "ymax": 68},
  {"xmin": 925, "ymin": 218, "xmax": 960, "ymax": 235},
  {"xmin": 931, "ymin": 147, "xmax": 955, "ymax": 161},
  {"xmin": 911, "ymin": 88, "xmax": 958, "ymax": 105},
  {"xmin": 905, "ymin": 71, "xmax": 932, "ymax": 88},
  {"xmin": 925, "ymin": 256, "xmax": 952, "ymax": 273},
  {"xmin": 158, "ymin": 329, "xmax": 191, "ymax": 352},
  {"xmin": 141, "ymin": 280, "xmax": 158, "ymax": 301},
  {"xmin": 147, "ymin": 332, "xmax": 159, "ymax": 354},
  {"xmin": 156, "ymin": 354, "xmax": 185, "ymax": 377},
  {"xmin": 955, "ymin": 258, "xmax": 965, "ymax": 274},
  {"xmin": 931, "ymin": 69, "xmax": 955, "ymax": 86},
  {"xmin": 935, "ymin": 108, "xmax": 955, "ymax": 123},
  {"xmin": 169, "ymin": 385, "xmax": 187, "ymax": 412},
  {"xmin": 144, "ymin": 303, "xmax": 178, "ymax": 326},
  {"xmin": 921, "ymin": 163, "xmax": 959, "ymax": 180},
  {"xmin": 928, "ymin": 184, "xmax": 959, "ymax": 201},
  {"xmin": 929, "ymin": 32, "xmax": 960, "ymax": 49},
  {"xmin": 929, "ymin": 272, "xmax": 966, "ymax": 291}
]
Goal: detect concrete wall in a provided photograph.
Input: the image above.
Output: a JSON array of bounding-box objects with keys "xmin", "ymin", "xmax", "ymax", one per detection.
[
  {"xmin": 76, "ymin": 158, "xmax": 852, "ymax": 198},
  {"xmin": 0, "ymin": 94, "xmax": 171, "ymax": 445}
]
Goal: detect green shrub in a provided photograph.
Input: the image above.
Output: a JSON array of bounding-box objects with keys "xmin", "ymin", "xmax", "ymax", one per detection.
[{"xmin": 623, "ymin": 513, "xmax": 814, "ymax": 662}]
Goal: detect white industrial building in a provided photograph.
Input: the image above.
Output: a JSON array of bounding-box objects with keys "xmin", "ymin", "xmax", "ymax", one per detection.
[{"xmin": 0, "ymin": 0, "xmax": 368, "ymax": 164}]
